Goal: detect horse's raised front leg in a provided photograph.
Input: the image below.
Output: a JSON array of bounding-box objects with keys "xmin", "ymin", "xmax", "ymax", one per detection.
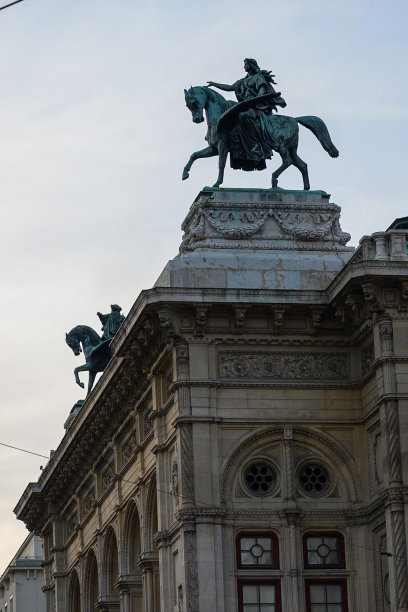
[
  {"xmin": 213, "ymin": 135, "xmax": 228, "ymax": 188},
  {"xmin": 86, "ymin": 370, "xmax": 96, "ymax": 397},
  {"xmin": 74, "ymin": 363, "xmax": 89, "ymax": 389},
  {"xmin": 182, "ymin": 146, "xmax": 217, "ymax": 180}
]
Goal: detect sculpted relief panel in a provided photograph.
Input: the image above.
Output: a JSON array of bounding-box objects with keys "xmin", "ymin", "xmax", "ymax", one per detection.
[{"xmin": 218, "ymin": 350, "xmax": 351, "ymax": 380}]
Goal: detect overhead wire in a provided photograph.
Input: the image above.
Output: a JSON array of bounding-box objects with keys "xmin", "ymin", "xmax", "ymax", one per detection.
[
  {"xmin": 1, "ymin": 444, "xmax": 402, "ymax": 560},
  {"xmin": 0, "ymin": 0, "xmax": 25, "ymax": 10}
]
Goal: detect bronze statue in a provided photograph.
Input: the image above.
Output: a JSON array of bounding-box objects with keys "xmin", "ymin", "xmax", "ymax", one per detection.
[
  {"xmin": 183, "ymin": 59, "xmax": 339, "ymax": 189},
  {"xmin": 207, "ymin": 58, "xmax": 286, "ymax": 171},
  {"xmin": 97, "ymin": 304, "xmax": 125, "ymax": 340},
  {"xmin": 65, "ymin": 306, "xmax": 125, "ymax": 397}
]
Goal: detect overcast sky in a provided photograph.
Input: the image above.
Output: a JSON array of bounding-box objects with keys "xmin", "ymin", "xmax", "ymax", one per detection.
[{"xmin": 0, "ymin": 0, "xmax": 406, "ymax": 570}]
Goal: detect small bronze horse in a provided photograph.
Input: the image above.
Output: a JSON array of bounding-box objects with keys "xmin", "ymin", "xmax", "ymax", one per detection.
[{"xmin": 65, "ymin": 325, "xmax": 112, "ymax": 397}]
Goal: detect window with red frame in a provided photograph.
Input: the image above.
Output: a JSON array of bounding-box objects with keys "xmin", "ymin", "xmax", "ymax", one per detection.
[
  {"xmin": 303, "ymin": 532, "xmax": 345, "ymax": 568},
  {"xmin": 237, "ymin": 532, "xmax": 279, "ymax": 568},
  {"xmin": 305, "ymin": 580, "xmax": 348, "ymax": 612},
  {"xmin": 238, "ymin": 580, "xmax": 281, "ymax": 612}
]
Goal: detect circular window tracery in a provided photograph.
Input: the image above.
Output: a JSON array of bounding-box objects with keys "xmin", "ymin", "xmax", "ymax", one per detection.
[
  {"xmin": 244, "ymin": 462, "xmax": 276, "ymax": 496},
  {"xmin": 298, "ymin": 463, "xmax": 330, "ymax": 496}
]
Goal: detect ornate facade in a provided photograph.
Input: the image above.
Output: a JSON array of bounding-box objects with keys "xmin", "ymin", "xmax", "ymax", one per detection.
[{"xmin": 15, "ymin": 189, "xmax": 408, "ymax": 611}]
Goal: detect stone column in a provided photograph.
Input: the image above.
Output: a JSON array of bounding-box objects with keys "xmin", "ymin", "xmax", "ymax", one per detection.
[
  {"xmin": 183, "ymin": 519, "xmax": 199, "ymax": 612},
  {"xmin": 138, "ymin": 560, "xmax": 153, "ymax": 612},
  {"xmin": 376, "ymin": 316, "xmax": 408, "ymax": 611},
  {"xmin": 175, "ymin": 342, "xmax": 191, "ymax": 418},
  {"xmin": 117, "ymin": 583, "xmax": 131, "ymax": 612}
]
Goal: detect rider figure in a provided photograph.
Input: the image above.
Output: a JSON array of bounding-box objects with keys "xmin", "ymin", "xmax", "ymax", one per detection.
[
  {"xmin": 97, "ymin": 304, "xmax": 125, "ymax": 341},
  {"xmin": 207, "ymin": 58, "xmax": 286, "ymax": 171}
]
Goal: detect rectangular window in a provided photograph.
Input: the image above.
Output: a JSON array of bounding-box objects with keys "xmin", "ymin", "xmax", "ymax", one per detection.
[
  {"xmin": 305, "ymin": 580, "xmax": 348, "ymax": 612},
  {"xmin": 237, "ymin": 532, "xmax": 279, "ymax": 569},
  {"xmin": 303, "ymin": 533, "xmax": 345, "ymax": 568},
  {"xmin": 238, "ymin": 580, "xmax": 281, "ymax": 612}
]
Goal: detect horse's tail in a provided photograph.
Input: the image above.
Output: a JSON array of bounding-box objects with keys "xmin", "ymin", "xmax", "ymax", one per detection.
[{"xmin": 296, "ymin": 116, "xmax": 339, "ymax": 158}]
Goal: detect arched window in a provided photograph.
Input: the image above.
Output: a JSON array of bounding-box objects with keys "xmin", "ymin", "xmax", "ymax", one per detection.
[
  {"xmin": 86, "ymin": 550, "xmax": 98, "ymax": 612},
  {"xmin": 104, "ymin": 530, "xmax": 120, "ymax": 596},
  {"xmin": 69, "ymin": 571, "xmax": 81, "ymax": 612},
  {"xmin": 127, "ymin": 504, "xmax": 141, "ymax": 572}
]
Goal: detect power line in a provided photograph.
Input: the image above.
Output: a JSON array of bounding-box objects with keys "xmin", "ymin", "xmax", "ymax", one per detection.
[
  {"xmin": 0, "ymin": 440, "xmax": 400, "ymax": 559},
  {"xmin": 0, "ymin": 0, "xmax": 25, "ymax": 10},
  {"xmin": 0, "ymin": 441, "xmax": 49, "ymax": 459}
]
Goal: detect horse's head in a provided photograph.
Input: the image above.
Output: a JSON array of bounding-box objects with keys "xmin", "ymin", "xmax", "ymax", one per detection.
[
  {"xmin": 66, "ymin": 331, "xmax": 82, "ymax": 356},
  {"xmin": 184, "ymin": 86, "xmax": 206, "ymax": 124}
]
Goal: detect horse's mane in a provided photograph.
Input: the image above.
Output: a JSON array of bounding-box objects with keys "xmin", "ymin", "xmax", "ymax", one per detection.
[
  {"xmin": 67, "ymin": 325, "xmax": 101, "ymax": 345},
  {"xmin": 204, "ymin": 87, "xmax": 236, "ymax": 113}
]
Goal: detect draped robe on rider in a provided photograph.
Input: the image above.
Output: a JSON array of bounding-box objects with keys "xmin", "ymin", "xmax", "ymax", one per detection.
[{"xmin": 229, "ymin": 72, "xmax": 286, "ymax": 171}]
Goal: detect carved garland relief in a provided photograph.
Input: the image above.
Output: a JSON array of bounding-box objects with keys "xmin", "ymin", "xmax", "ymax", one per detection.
[{"xmin": 181, "ymin": 205, "xmax": 351, "ymax": 248}]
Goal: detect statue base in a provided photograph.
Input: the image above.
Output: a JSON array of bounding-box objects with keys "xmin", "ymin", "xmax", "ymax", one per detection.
[{"xmin": 155, "ymin": 188, "xmax": 354, "ymax": 291}]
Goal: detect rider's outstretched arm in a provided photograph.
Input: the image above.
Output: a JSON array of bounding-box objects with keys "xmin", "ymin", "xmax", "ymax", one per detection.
[{"xmin": 207, "ymin": 81, "xmax": 235, "ymax": 92}]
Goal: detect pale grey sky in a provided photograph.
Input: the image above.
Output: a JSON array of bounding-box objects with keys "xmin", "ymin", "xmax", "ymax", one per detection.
[{"xmin": 0, "ymin": 0, "xmax": 407, "ymax": 569}]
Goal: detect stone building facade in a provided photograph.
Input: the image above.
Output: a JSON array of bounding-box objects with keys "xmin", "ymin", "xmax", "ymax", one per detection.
[
  {"xmin": 14, "ymin": 189, "xmax": 408, "ymax": 611},
  {"xmin": 0, "ymin": 533, "xmax": 45, "ymax": 612}
]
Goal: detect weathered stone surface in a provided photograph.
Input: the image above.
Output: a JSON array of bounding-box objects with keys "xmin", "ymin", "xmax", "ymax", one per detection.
[{"xmin": 156, "ymin": 188, "xmax": 353, "ymax": 290}]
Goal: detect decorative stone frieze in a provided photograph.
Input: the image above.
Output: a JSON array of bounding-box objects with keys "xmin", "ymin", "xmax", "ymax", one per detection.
[
  {"xmin": 100, "ymin": 462, "xmax": 115, "ymax": 494},
  {"xmin": 180, "ymin": 189, "xmax": 351, "ymax": 252},
  {"xmin": 121, "ymin": 432, "xmax": 137, "ymax": 465},
  {"xmin": 217, "ymin": 350, "xmax": 351, "ymax": 380},
  {"xmin": 83, "ymin": 488, "xmax": 95, "ymax": 514}
]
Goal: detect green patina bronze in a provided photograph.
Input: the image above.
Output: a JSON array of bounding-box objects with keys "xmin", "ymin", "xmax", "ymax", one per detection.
[
  {"xmin": 183, "ymin": 58, "xmax": 339, "ymax": 190},
  {"xmin": 65, "ymin": 305, "xmax": 125, "ymax": 397}
]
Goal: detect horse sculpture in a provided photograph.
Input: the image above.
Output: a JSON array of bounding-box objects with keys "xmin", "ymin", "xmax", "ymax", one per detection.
[
  {"xmin": 65, "ymin": 325, "xmax": 112, "ymax": 397},
  {"xmin": 183, "ymin": 86, "xmax": 339, "ymax": 189}
]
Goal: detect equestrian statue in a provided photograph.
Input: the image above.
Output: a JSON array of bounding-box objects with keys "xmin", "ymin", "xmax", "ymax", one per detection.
[
  {"xmin": 65, "ymin": 304, "xmax": 125, "ymax": 397},
  {"xmin": 183, "ymin": 58, "xmax": 339, "ymax": 189}
]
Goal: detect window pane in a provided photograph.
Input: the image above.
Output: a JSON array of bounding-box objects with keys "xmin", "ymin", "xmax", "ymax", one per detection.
[
  {"xmin": 326, "ymin": 550, "xmax": 341, "ymax": 564},
  {"xmin": 308, "ymin": 537, "xmax": 323, "ymax": 549},
  {"xmin": 257, "ymin": 537, "xmax": 273, "ymax": 549},
  {"xmin": 328, "ymin": 606, "xmax": 343, "ymax": 612},
  {"xmin": 241, "ymin": 551, "xmax": 256, "ymax": 565},
  {"xmin": 326, "ymin": 585, "xmax": 342, "ymax": 602},
  {"xmin": 243, "ymin": 585, "xmax": 258, "ymax": 603},
  {"xmin": 260, "ymin": 606, "xmax": 276, "ymax": 612},
  {"xmin": 310, "ymin": 585, "xmax": 325, "ymax": 603},
  {"xmin": 324, "ymin": 537, "xmax": 339, "ymax": 549},
  {"xmin": 310, "ymin": 606, "xmax": 326, "ymax": 612},
  {"xmin": 243, "ymin": 606, "xmax": 258, "ymax": 612},
  {"xmin": 259, "ymin": 585, "xmax": 275, "ymax": 603},
  {"xmin": 308, "ymin": 550, "xmax": 322, "ymax": 565},
  {"xmin": 241, "ymin": 538, "xmax": 257, "ymax": 549},
  {"xmin": 258, "ymin": 550, "xmax": 274, "ymax": 565}
]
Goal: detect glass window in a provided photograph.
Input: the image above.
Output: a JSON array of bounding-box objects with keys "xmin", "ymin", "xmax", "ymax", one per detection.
[
  {"xmin": 244, "ymin": 463, "xmax": 277, "ymax": 496},
  {"xmin": 238, "ymin": 581, "xmax": 281, "ymax": 612},
  {"xmin": 305, "ymin": 581, "xmax": 348, "ymax": 612},
  {"xmin": 237, "ymin": 532, "xmax": 279, "ymax": 569},
  {"xmin": 303, "ymin": 533, "xmax": 344, "ymax": 568},
  {"xmin": 298, "ymin": 464, "xmax": 330, "ymax": 496}
]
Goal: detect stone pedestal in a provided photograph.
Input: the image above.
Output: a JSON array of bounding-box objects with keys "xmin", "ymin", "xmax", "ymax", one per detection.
[{"xmin": 156, "ymin": 187, "xmax": 353, "ymax": 291}]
